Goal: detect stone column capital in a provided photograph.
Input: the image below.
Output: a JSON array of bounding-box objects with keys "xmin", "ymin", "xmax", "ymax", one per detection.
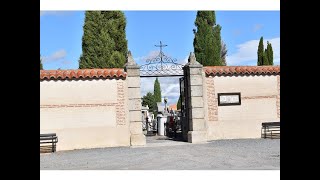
[
  {"xmin": 124, "ymin": 51, "xmax": 140, "ymax": 71},
  {"xmin": 184, "ymin": 52, "xmax": 203, "ymax": 68}
]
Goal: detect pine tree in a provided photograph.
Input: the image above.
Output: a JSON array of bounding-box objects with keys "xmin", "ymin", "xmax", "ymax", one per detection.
[
  {"xmin": 193, "ymin": 11, "xmax": 223, "ymax": 66},
  {"xmin": 257, "ymin": 37, "xmax": 264, "ymax": 66},
  {"xmin": 40, "ymin": 54, "xmax": 43, "ymax": 70},
  {"xmin": 79, "ymin": 11, "xmax": 128, "ymax": 69},
  {"xmin": 266, "ymin": 41, "xmax": 274, "ymax": 65},
  {"xmin": 154, "ymin": 78, "xmax": 161, "ymax": 103}
]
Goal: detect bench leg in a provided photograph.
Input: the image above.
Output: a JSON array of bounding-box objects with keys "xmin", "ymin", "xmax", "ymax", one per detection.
[{"xmin": 52, "ymin": 138, "xmax": 54, "ymax": 153}]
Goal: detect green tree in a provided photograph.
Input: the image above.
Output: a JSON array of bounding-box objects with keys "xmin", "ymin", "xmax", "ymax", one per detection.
[
  {"xmin": 142, "ymin": 92, "xmax": 155, "ymax": 112},
  {"xmin": 212, "ymin": 24, "xmax": 222, "ymax": 65},
  {"xmin": 193, "ymin": 11, "xmax": 223, "ymax": 66},
  {"xmin": 266, "ymin": 41, "xmax": 274, "ymax": 65},
  {"xmin": 177, "ymin": 95, "xmax": 182, "ymax": 110},
  {"xmin": 79, "ymin": 11, "xmax": 128, "ymax": 69},
  {"xmin": 40, "ymin": 54, "xmax": 43, "ymax": 70},
  {"xmin": 257, "ymin": 37, "xmax": 264, "ymax": 66},
  {"xmin": 154, "ymin": 78, "xmax": 161, "ymax": 103},
  {"xmin": 264, "ymin": 49, "xmax": 269, "ymax": 65},
  {"xmin": 258, "ymin": 38, "xmax": 274, "ymax": 66}
]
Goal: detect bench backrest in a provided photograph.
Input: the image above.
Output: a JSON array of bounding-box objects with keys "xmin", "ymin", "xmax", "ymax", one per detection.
[
  {"xmin": 262, "ymin": 122, "xmax": 280, "ymax": 127},
  {"xmin": 40, "ymin": 133, "xmax": 56, "ymax": 137}
]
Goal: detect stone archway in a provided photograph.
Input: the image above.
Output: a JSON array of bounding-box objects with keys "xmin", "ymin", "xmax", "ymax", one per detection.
[{"xmin": 125, "ymin": 50, "xmax": 207, "ymax": 146}]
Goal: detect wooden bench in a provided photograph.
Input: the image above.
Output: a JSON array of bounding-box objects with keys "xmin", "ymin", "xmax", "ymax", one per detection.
[
  {"xmin": 261, "ymin": 122, "xmax": 280, "ymax": 139},
  {"xmin": 40, "ymin": 133, "xmax": 58, "ymax": 153}
]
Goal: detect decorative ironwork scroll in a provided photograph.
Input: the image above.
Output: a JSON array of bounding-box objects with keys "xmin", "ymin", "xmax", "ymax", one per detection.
[{"xmin": 140, "ymin": 41, "xmax": 184, "ymax": 77}]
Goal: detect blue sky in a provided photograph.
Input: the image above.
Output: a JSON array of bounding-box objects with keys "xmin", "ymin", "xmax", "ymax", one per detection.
[{"xmin": 40, "ymin": 11, "xmax": 280, "ymax": 105}]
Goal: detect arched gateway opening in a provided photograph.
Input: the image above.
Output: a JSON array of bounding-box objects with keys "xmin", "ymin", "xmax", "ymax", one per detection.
[
  {"xmin": 125, "ymin": 42, "xmax": 206, "ymax": 146},
  {"xmin": 139, "ymin": 41, "xmax": 188, "ymax": 143}
]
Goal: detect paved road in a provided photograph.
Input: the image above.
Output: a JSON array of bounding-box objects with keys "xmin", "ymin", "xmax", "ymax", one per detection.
[{"xmin": 40, "ymin": 138, "xmax": 280, "ymax": 170}]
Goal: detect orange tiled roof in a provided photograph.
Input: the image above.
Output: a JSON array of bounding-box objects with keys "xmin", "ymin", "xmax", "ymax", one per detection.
[
  {"xmin": 40, "ymin": 68, "xmax": 126, "ymax": 80},
  {"xmin": 169, "ymin": 104, "xmax": 177, "ymax": 111},
  {"xmin": 204, "ymin": 66, "xmax": 280, "ymax": 76}
]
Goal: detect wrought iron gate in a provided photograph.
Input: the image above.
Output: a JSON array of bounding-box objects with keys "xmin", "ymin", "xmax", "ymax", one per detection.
[
  {"xmin": 139, "ymin": 41, "xmax": 188, "ymax": 140},
  {"xmin": 179, "ymin": 76, "xmax": 189, "ymax": 141},
  {"xmin": 140, "ymin": 41, "xmax": 184, "ymax": 77}
]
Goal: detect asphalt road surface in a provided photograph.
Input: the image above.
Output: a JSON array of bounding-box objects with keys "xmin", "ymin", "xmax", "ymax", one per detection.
[{"xmin": 40, "ymin": 137, "xmax": 280, "ymax": 170}]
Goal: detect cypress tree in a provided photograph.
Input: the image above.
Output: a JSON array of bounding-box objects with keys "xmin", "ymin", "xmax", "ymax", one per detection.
[
  {"xmin": 266, "ymin": 41, "xmax": 274, "ymax": 65},
  {"xmin": 40, "ymin": 54, "xmax": 43, "ymax": 70},
  {"xmin": 79, "ymin": 11, "xmax": 128, "ymax": 69},
  {"xmin": 257, "ymin": 37, "xmax": 264, "ymax": 66},
  {"xmin": 264, "ymin": 49, "xmax": 269, "ymax": 65},
  {"xmin": 193, "ymin": 11, "xmax": 214, "ymax": 66},
  {"xmin": 154, "ymin": 78, "xmax": 161, "ymax": 103},
  {"xmin": 212, "ymin": 24, "xmax": 222, "ymax": 65},
  {"xmin": 193, "ymin": 11, "xmax": 223, "ymax": 66},
  {"xmin": 177, "ymin": 95, "xmax": 181, "ymax": 110}
]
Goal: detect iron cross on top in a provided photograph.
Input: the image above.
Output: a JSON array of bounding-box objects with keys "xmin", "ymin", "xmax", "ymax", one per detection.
[{"xmin": 155, "ymin": 41, "xmax": 168, "ymax": 53}]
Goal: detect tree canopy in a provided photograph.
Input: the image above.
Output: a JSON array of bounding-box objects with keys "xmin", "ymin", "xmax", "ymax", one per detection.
[
  {"xmin": 257, "ymin": 37, "xmax": 274, "ymax": 66},
  {"xmin": 193, "ymin": 11, "xmax": 224, "ymax": 66},
  {"xmin": 154, "ymin": 78, "xmax": 161, "ymax": 103},
  {"xmin": 79, "ymin": 11, "xmax": 128, "ymax": 69}
]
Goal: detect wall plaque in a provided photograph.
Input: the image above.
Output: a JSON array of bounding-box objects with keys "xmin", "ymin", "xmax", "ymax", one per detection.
[{"xmin": 218, "ymin": 93, "xmax": 241, "ymax": 106}]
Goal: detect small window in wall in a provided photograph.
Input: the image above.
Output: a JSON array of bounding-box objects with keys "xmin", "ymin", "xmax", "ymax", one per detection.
[{"xmin": 218, "ymin": 93, "xmax": 241, "ymax": 106}]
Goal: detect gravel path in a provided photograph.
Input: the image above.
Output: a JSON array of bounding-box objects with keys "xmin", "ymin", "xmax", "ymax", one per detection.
[{"xmin": 40, "ymin": 138, "xmax": 280, "ymax": 170}]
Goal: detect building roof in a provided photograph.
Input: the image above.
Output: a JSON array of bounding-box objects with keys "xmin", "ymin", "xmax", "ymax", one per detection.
[
  {"xmin": 169, "ymin": 104, "xmax": 177, "ymax": 111},
  {"xmin": 40, "ymin": 68, "xmax": 126, "ymax": 80},
  {"xmin": 204, "ymin": 66, "xmax": 280, "ymax": 76}
]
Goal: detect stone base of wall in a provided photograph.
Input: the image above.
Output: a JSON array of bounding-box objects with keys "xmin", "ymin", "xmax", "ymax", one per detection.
[
  {"xmin": 130, "ymin": 134, "xmax": 146, "ymax": 146},
  {"xmin": 188, "ymin": 131, "xmax": 207, "ymax": 143},
  {"xmin": 43, "ymin": 127, "xmax": 131, "ymax": 151}
]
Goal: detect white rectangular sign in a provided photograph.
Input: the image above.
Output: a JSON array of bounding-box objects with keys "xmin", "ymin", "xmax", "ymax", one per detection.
[{"xmin": 218, "ymin": 93, "xmax": 241, "ymax": 106}]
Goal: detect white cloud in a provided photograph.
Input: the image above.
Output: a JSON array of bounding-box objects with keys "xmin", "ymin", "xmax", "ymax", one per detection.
[
  {"xmin": 42, "ymin": 49, "xmax": 67, "ymax": 62},
  {"xmin": 141, "ymin": 77, "xmax": 182, "ymax": 106},
  {"xmin": 137, "ymin": 51, "xmax": 188, "ymax": 105},
  {"xmin": 135, "ymin": 51, "xmax": 189, "ymax": 66},
  {"xmin": 134, "ymin": 50, "xmax": 160, "ymax": 65},
  {"xmin": 180, "ymin": 55, "xmax": 189, "ymax": 64},
  {"xmin": 253, "ymin": 24, "xmax": 264, "ymax": 32},
  {"xmin": 227, "ymin": 37, "xmax": 280, "ymax": 66}
]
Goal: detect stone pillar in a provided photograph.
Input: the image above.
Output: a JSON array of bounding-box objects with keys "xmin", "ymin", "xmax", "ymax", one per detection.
[
  {"xmin": 125, "ymin": 51, "xmax": 146, "ymax": 146},
  {"xmin": 277, "ymin": 75, "xmax": 280, "ymax": 120},
  {"xmin": 184, "ymin": 52, "xmax": 207, "ymax": 143}
]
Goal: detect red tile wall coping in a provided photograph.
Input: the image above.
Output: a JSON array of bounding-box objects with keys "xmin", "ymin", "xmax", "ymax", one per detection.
[
  {"xmin": 40, "ymin": 68, "xmax": 126, "ymax": 80},
  {"xmin": 204, "ymin": 66, "xmax": 280, "ymax": 76}
]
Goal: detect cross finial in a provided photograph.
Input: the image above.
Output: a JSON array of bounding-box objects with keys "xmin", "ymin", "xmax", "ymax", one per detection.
[{"xmin": 155, "ymin": 41, "xmax": 168, "ymax": 53}]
